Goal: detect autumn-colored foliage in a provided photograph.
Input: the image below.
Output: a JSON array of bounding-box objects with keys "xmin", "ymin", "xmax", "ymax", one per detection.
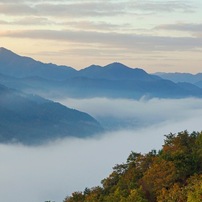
[{"xmin": 64, "ymin": 131, "xmax": 202, "ymax": 202}]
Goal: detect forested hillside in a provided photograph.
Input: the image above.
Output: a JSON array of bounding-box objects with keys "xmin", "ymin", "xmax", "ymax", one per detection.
[
  {"xmin": 0, "ymin": 83, "xmax": 103, "ymax": 144},
  {"xmin": 64, "ymin": 131, "xmax": 202, "ymax": 202}
]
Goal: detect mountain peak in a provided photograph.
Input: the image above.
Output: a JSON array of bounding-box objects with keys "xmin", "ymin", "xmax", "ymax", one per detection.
[
  {"xmin": 0, "ymin": 48, "xmax": 77, "ymax": 80},
  {"xmin": 77, "ymin": 62, "xmax": 152, "ymax": 80},
  {"xmin": 104, "ymin": 63, "xmax": 147, "ymax": 74},
  {"xmin": 0, "ymin": 47, "xmax": 19, "ymax": 58},
  {"xmin": 85, "ymin": 64, "xmax": 102, "ymax": 69},
  {"xmin": 104, "ymin": 62, "xmax": 130, "ymax": 69},
  {"xmin": 0, "ymin": 47, "xmax": 13, "ymax": 53},
  {"xmin": 0, "ymin": 47, "xmax": 8, "ymax": 52}
]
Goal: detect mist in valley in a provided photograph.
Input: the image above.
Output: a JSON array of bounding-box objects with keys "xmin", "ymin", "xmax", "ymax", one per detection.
[
  {"xmin": 58, "ymin": 97, "xmax": 202, "ymax": 130},
  {"xmin": 1, "ymin": 97, "xmax": 202, "ymax": 202}
]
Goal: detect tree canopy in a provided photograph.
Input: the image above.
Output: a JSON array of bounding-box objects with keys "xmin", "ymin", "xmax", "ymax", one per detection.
[{"xmin": 64, "ymin": 131, "xmax": 202, "ymax": 202}]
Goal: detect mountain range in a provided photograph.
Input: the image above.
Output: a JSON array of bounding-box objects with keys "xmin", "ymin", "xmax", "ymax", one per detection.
[
  {"xmin": 0, "ymin": 47, "xmax": 76, "ymax": 80},
  {"xmin": 1, "ymin": 47, "xmax": 202, "ymax": 144},
  {"xmin": 154, "ymin": 72, "xmax": 202, "ymax": 88},
  {"xmin": 1, "ymin": 47, "xmax": 202, "ymax": 100}
]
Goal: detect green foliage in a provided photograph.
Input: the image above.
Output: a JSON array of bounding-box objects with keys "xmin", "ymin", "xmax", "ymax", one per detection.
[
  {"xmin": 187, "ymin": 174, "xmax": 202, "ymax": 202},
  {"xmin": 161, "ymin": 131, "xmax": 201, "ymax": 181},
  {"xmin": 64, "ymin": 131, "xmax": 202, "ymax": 202},
  {"xmin": 157, "ymin": 183, "xmax": 187, "ymax": 202},
  {"xmin": 141, "ymin": 158, "xmax": 177, "ymax": 201}
]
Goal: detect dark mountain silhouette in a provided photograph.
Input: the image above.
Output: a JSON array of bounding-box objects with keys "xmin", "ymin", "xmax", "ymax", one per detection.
[
  {"xmin": 0, "ymin": 47, "xmax": 77, "ymax": 80},
  {"xmin": 1, "ymin": 47, "xmax": 202, "ymax": 99},
  {"xmin": 78, "ymin": 62, "xmax": 156, "ymax": 80},
  {"xmin": 60, "ymin": 76, "xmax": 202, "ymax": 99},
  {"xmin": 0, "ymin": 84, "xmax": 103, "ymax": 145}
]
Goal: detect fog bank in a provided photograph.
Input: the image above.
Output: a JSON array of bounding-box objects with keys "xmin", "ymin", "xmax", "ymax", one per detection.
[
  {"xmin": 58, "ymin": 97, "xmax": 202, "ymax": 129},
  {"xmin": 1, "ymin": 98, "xmax": 202, "ymax": 202}
]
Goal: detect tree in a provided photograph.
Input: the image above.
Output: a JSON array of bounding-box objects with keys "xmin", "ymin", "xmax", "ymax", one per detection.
[
  {"xmin": 63, "ymin": 131, "xmax": 202, "ymax": 202},
  {"xmin": 141, "ymin": 157, "xmax": 176, "ymax": 201},
  {"xmin": 125, "ymin": 188, "xmax": 148, "ymax": 202},
  {"xmin": 187, "ymin": 174, "xmax": 202, "ymax": 202},
  {"xmin": 161, "ymin": 131, "xmax": 200, "ymax": 181},
  {"xmin": 157, "ymin": 183, "xmax": 186, "ymax": 202},
  {"xmin": 64, "ymin": 192, "xmax": 85, "ymax": 202}
]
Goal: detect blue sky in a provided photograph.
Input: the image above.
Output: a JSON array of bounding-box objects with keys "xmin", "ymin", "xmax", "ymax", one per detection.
[{"xmin": 0, "ymin": 0, "xmax": 202, "ymax": 73}]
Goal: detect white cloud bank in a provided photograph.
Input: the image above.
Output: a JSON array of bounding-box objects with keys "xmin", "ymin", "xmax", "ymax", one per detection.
[
  {"xmin": 58, "ymin": 97, "xmax": 202, "ymax": 129},
  {"xmin": 0, "ymin": 98, "xmax": 202, "ymax": 202}
]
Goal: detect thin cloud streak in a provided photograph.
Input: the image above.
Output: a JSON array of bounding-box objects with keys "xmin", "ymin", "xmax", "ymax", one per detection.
[
  {"xmin": 156, "ymin": 23, "xmax": 202, "ymax": 32},
  {"xmin": 0, "ymin": 3, "xmax": 36, "ymax": 15},
  {"xmin": 0, "ymin": 17, "xmax": 52, "ymax": 25},
  {"xmin": 0, "ymin": 1, "xmax": 194, "ymax": 17},
  {"xmin": 128, "ymin": 0, "xmax": 194, "ymax": 13},
  {"xmin": 2, "ymin": 29, "xmax": 202, "ymax": 52}
]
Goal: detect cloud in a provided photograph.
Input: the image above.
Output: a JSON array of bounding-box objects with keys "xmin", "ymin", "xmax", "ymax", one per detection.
[
  {"xmin": 155, "ymin": 23, "xmax": 202, "ymax": 37},
  {"xmin": 1, "ymin": 29, "xmax": 202, "ymax": 52},
  {"xmin": 0, "ymin": 17, "xmax": 131, "ymax": 32},
  {"xmin": 35, "ymin": 2, "xmax": 126, "ymax": 17},
  {"xmin": 0, "ymin": 1, "xmax": 126, "ymax": 17},
  {"xmin": 0, "ymin": 0, "xmax": 195, "ymax": 18},
  {"xmin": 0, "ymin": 19, "xmax": 9, "ymax": 24},
  {"xmin": 156, "ymin": 23, "xmax": 202, "ymax": 32},
  {"xmin": 0, "ymin": 3, "xmax": 36, "ymax": 15},
  {"xmin": 0, "ymin": 129, "xmax": 164, "ymax": 202},
  {"xmin": 128, "ymin": 0, "xmax": 194, "ymax": 13},
  {"xmin": 62, "ymin": 20, "xmax": 130, "ymax": 32},
  {"xmin": 57, "ymin": 97, "xmax": 202, "ymax": 129},
  {"xmin": 156, "ymin": 23, "xmax": 202, "ymax": 35},
  {"xmin": 0, "ymin": 17, "xmax": 53, "ymax": 25},
  {"xmin": 0, "ymin": 98, "xmax": 202, "ymax": 202}
]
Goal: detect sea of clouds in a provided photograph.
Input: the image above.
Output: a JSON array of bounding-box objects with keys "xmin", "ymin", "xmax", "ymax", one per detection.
[{"xmin": 1, "ymin": 97, "xmax": 202, "ymax": 202}]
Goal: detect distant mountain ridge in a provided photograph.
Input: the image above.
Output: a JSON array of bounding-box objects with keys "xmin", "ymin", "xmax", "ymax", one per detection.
[
  {"xmin": 78, "ymin": 62, "xmax": 155, "ymax": 81},
  {"xmin": 0, "ymin": 47, "xmax": 202, "ymax": 99},
  {"xmin": 1, "ymin": 47, "xmax": 202, "ymax": 144},
  {"xmin": 154, "ymin": 72, "xmax": 202, "ymax": 88},
  {"xmin": 0, "ymin": 47, "xmax": 157, "ymax": 81}
]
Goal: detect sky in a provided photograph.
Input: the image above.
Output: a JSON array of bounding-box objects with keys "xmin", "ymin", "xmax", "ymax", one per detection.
[{"xmin": 0, "ymin": 0, "xmax": 202, "ymax": 73}]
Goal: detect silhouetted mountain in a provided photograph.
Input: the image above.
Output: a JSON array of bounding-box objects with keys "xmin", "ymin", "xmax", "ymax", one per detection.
[
  {"xmin": 0, "ymin": 47, "xmax": 77, "ymax": 80},
  {"xmin": 0, "ymin": 84, "xmax": 102, "ymax": 144},
  {"xmin": 155, "ymin": 72, "xmax": 202, "ymax": 84},
  {"xmin": 78, "ymin": 62, "xmax": 156, "ymax": 80},
  {"xmin": 60, "ymin": 77, "xmax": 202, "ymax": 99},
  {"xmin": 54, "ymin": 63, "xmax": 202, "ymax": 99},
  {"xmin": 1, "ymin": 48, "xmax": 202, "ymax": 99}
]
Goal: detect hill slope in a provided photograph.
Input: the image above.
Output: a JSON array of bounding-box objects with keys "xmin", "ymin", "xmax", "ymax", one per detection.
[{"xmin": 0, "ymin": 84, "xmax": 102, "ymax": 144}]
